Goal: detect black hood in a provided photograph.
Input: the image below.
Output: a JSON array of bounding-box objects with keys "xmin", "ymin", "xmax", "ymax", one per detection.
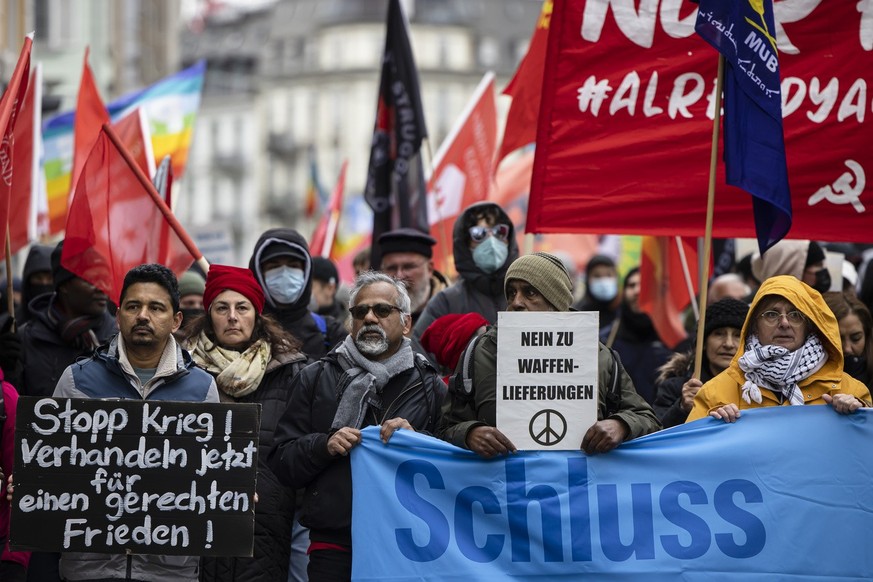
[
  {"xmin": 248, "ymin": 228, "xmax": 313, "ymax": 317},
  {"xmin": 21, "ymin": 244, "xmax": 53, "ymax": 302},
  {"xmin": 452, "ymin": 202, "xmax": 519, "ymax": 297}
]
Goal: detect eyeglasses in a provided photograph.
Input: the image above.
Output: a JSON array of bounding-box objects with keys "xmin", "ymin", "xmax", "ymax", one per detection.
[
  {"xmin": 469, "ymin": 224, "xmax": 510, "ymax": 243},
  {"xmin": 759, "ymin": 310, "xmax": 806, "ymax": 326},
  {"xmin": 381, "ymin": 260, "xmax": 426, "ymax": 275},
  {"xmin": 350, "ymin": 303, "xmax": 402, "ymax": 320}
]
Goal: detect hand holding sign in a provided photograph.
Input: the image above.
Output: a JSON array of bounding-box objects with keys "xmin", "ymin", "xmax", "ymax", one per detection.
[
  {"xmin": 465, "ymin": 426, "xmax": 517, "ymax": 458},
  {"xmin": 581, "ymin": 419, "xmax": 628, "ymax": 455}
]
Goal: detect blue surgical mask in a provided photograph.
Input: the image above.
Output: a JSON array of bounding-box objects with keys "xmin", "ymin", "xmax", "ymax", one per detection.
[
  {"xmin": 472, "ymin": 237, "xmax": 509, "ymax": 274},
  {"xmin": 588, "ymin": 277, "xmax": 618, "ymax": 302},
  {"xmin": 264, "ymin": 266, "xmax": 306, "ymax": 305}
]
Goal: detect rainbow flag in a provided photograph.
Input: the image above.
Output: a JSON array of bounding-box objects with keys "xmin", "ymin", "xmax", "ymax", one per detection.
[{"xmin": 43, "ymin": 60, "xmax": 206, "ymax": 234}]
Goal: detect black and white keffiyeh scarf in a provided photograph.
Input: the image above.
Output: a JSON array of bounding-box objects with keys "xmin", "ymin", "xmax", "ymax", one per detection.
[{"xmin": 738, "ymin": 333, "xmax": 827, "ymax": 406}]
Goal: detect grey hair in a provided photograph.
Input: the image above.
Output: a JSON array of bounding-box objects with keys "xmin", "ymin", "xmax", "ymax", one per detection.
[{"xmin": 349, "ymin": 270, "xmax": 412, "ymax": 323}]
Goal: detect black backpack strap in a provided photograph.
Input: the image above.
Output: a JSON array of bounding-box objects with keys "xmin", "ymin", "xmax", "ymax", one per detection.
[
  {"xmin": 603, "ymin": 347, "xmax": 623, "ymax": 418},
  {"xmin": 448, "ymin": 332, "xmax": 485, "ymax": 403}
]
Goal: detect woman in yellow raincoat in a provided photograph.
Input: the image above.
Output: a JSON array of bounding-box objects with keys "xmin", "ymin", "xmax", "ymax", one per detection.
[{"xmin": 687, "ymin": 275, "xmax": 871, "ymax": 423}]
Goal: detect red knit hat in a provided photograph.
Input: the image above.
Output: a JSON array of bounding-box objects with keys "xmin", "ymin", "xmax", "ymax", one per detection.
[
  {"xmin": 203, "ymin": 265, "xmax": 265, "ymax": 314},
  {"xmin": 420, "ymin": 313, "xmax": 489, "ymax": 371}
]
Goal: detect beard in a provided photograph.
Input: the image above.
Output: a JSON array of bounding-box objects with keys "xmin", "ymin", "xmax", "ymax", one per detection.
[
  {"xmin": 408, "ymin": 282, "xmax": 430, "ymax": 314},
  {"xmin": 355, "ymin": 324, "xmax": 390, "ymax": 356}
]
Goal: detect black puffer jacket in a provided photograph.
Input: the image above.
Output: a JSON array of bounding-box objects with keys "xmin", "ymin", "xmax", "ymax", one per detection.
[
  {"xmin": 249, "ymin": 228, "xmax": 347, "ymax": 359},
  {"xmin": 413, "ymin": 202, "xmax": 519, "ymax": 338},
  {"xmin": 268, "ymin": 349, "xmax": 446, "ymax": 547},
  {"xmin": 200, "ymin": 351, "xmax": 307, "ymax": 582},
  {"xmin": 18, "ymin": 293, "xmax": 116, "ymax": 397}
]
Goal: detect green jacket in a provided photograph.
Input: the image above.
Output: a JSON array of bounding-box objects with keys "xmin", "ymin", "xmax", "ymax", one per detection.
[{"xmin": 439, "ymin": 327, "xmax": 661, "ymax": 449}]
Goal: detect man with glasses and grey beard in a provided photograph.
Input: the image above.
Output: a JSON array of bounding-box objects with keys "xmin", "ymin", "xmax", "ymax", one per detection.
[
  {"xmin": 377, "ymin": 229, "xmax": 448, "ymax": 331},
  {"xmin": 268, "ymin": 272, "xmax": 445, "ymax": 581}
]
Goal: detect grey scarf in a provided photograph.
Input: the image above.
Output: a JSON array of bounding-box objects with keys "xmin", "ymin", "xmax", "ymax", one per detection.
[{"xmin": 331, "ymin": 334, "xmax": 415, "ymax": 430}]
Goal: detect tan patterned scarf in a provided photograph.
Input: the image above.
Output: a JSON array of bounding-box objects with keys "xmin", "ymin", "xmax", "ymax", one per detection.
[{"xmin": 190, "ymin": 331, "xmax": 272, "ymax": 399}]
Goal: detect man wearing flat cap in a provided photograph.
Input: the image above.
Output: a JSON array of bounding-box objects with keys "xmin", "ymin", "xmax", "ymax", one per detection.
[
  {"xmin": 439, "ymin": 252, "xmax": 660, "ymax": 457},
  {"xmin": 377, "ymin": 228, "xmax": 448, "ymax": 330}
]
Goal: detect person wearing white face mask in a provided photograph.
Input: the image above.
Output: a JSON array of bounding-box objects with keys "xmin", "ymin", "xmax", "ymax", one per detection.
[
  {"xmin": 573, "ymin": 254, "xmax": 621, "ymax": 329},
  {"xmin": 249, "ymin": 229, "xmax": 349, "ymax": 582},
  {"xmin": 249, "ymin": 228, "xmax": 347, "ymax": 362},
  {"xmin": 412, "ymin": 202, "xmax": 519, "ymax": 339}
]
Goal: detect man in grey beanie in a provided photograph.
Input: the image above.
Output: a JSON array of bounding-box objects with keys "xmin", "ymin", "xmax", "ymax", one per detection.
[{"xmin": 439, "ymin": 252, "xmax": 660, "ymax": 456}]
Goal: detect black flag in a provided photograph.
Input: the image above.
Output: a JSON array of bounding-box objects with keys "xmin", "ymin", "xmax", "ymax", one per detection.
[{"xmin": 364, "ymin": 0, "xmax": 429, "ymax": 268}]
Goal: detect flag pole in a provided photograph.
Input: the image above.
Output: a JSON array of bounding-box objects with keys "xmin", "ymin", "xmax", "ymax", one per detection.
[
  {"xmin": 693, "ymin": 55, "xmax": 724, "ymax": 380},
  {"xmin": 5, "ymin": 233, "xmax": 15, "ymax": 330},
  {"xmin": 674, "ymin": 236, "xmax": 699, "ymax": 321},
  {"xmin": 424, "ymin": 137, "xmax": 453, "ymax": 275},
  {"xmin": 102, "ymin": 124, "xmax": 210, "ymax": 273}
]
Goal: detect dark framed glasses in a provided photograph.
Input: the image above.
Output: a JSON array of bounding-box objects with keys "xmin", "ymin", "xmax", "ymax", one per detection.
[
  {"xmin": 350, "ymin": 303, "xmax": 402, "ymax": 320},
  {"xmin": 469, "ymin": 224, "xmax": 510, "ymax": 243}
]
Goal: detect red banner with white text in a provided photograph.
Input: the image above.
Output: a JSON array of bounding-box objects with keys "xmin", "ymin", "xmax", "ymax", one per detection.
[{"xmin": 528, "ymin": 0, "xmax": 873, "ymax": 243}]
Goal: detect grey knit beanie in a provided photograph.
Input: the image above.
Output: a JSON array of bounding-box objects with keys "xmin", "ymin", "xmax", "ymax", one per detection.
[{"xmin": 504, "ymin": 252, "xmax": 573, "ymax": 311}]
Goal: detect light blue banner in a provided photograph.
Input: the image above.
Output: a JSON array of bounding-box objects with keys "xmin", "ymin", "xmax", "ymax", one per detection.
[{"xmin": 351, "ymin": 407, "xmax": 873, "ymax": 581}]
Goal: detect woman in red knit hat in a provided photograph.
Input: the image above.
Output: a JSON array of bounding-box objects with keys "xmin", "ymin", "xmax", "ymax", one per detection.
[{"xmin": 185, "ymin": 264, "xmax": 307, "ymax": 582}]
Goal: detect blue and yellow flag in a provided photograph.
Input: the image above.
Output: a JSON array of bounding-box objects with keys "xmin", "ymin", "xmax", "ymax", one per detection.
[{"xmin": 695, "ymin": 0, "xmax": 791, "ymax": 253}]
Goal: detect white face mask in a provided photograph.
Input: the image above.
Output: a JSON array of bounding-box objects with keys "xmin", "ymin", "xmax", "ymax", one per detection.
[
  {"xmin": 588, "ymin": 276, "xmax": 618, "ymax": 302},
  {"xmin": 264, "ymin": 266, "xmax": 306, "ymax": 305},
  {"xmin": 472, "ymin": 237, "xmax": 509, "ymax": 274}
]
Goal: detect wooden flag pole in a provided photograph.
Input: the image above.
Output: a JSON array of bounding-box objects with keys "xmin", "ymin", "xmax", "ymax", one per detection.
[
  {"xmin": 424, "ymin": 137, "xmax": 454, "ymax": 276},
  {"xmin": 102, "ymin": 124, "xmax": 209, "ymax": 273},
  {"xmin": 693, "ymin": 55, "xmax": 725, "ymax": 380},
  {"xmin": 674, "ymin": 236, "xmax": 699, "ymax": 322},
  {"xmin": 5, "ymin": 232, "xmax": 15, "ymax": 331}
]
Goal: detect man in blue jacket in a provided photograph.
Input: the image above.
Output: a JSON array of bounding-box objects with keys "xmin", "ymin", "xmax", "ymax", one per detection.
[{"xmin": 53, "ymin": 264, "xmax": 218, "ymax": 581}]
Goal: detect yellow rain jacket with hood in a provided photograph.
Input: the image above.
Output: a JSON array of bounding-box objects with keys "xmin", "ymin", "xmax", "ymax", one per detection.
[{"xmin": 687, "ymin": 275, "xmax": 871, "ymax": 421}]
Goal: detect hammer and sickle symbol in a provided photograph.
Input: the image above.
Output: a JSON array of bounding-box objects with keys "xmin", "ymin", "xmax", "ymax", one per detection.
[{"xmin": 808, "ymin": 160, "xmax": 865, "ymax": 213}]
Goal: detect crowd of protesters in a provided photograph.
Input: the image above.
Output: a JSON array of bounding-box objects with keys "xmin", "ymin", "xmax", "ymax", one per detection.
[{"xmin": 0, "ymin": 202, "xmax": 872, "ymax": 581}]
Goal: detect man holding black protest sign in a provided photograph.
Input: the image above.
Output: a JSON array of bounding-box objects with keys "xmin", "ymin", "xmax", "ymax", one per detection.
[
  {"xmin": 47, "ymin": 264, "xmax": 219, "ymax": 581},
  {"xmin": 439, "ymin": 252, "xmax": 660, "ymax": 457}
]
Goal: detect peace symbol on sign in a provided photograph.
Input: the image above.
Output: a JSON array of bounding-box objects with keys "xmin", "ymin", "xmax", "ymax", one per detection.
[{"xmin": 529, "ymin": 409, "xmax": 567, "ymax": 446}]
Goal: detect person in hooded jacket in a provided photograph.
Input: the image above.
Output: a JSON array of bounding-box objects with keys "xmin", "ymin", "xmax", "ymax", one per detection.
[
  {"xmin": 751, "ymin": 239, "xmax": 832, "ymax": 294},
  {"xmin": 249, "ymin": 228, "xmax": 347, "ymax": 360},
  {"xmin": 15, "ymin": 244, "xmax": 54, "ymax": 325},
  {"xmin": 687, "ymin": 276, "xmax": 872, "ymax": 423},
  {"xmin": 186, "ymin": 265, "xmax": 307, "ymax": 582},
  {"xmin": 572, "ymin": 254, "xmax": 620, "ymax": 329},
  {"xmin": 18, "ymin": 240, "xmax": 117, "ymax": 400},
  {"xmin": 412, "ymin": 202, "xmax": 519, "ymax": 339}
]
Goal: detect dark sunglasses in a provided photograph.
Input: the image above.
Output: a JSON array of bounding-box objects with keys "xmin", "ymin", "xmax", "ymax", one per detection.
[
  {"xmin": 469, "ymin": 224, "xmax": 510, "ymax": 243},
  {"xmin": 350, "ymin": 303, "xmax": 402, "ymax": 320}
]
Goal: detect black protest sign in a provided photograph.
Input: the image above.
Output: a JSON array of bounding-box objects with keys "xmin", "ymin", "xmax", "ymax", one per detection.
[{"xmin": 11, "ymin": 397, "xmax": 260, "ymax": 556}]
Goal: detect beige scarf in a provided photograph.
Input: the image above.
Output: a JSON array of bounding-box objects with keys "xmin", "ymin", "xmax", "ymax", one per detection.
[{"xmin": 190, "ymin": 331, "xmax": 272, "ymax": 399}]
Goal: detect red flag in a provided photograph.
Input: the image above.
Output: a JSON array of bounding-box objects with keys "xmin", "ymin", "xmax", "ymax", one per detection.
[
  {"xmin": 494, "ymin": 0, "xmax": 551, "ymax": 169},
  {"xmin": 527, "ymin": 1, "xmax": 869, "ymax": 244},
  {"xmin": 69, "ymin": 48, "xmax": 111, "ymax": 205},
  {"xmin": 0, "ymin": 34, "xmax": 32, "ymax": 250},
  {"xmin": 427, "ymin": 73, "xmax": 498, "ymax": 275},
  {"xmin": 639, "ymin": 236, "xmax": 699, "ymax": 349},
  {"xmin": 311, "ymin": 160, "xmax": 348, "ymax": 258},
  {"xmin": 110, "ymin": 107, "xmax": 154, "ymax": 177},
  {"xmin": 9, "ymin": 66, "xmax": 39, "ymax": 253},
  {"xmin": 63, "ymin": 127, "xmax": 197, "ymax": 304}
]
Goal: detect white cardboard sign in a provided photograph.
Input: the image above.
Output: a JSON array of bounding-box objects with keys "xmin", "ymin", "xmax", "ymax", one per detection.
[{"xmin": 496, "ymin": 311, "xmax": 599, "ymax": 451}]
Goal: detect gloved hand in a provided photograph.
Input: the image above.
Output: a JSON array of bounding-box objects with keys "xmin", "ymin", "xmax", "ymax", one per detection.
[{"xmin": 0, "ymin": 316, "xmax": 21, "ymax": 375}]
